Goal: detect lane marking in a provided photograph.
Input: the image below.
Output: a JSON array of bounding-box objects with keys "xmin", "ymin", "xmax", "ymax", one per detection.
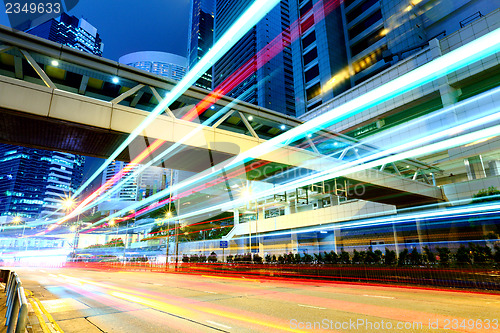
[
  {"xmin": 202, "ymin": 275, "xmax": 257, "ymax": 282},
  {"xmin": 39, "ymin": 270, "xmax": 47, "ymax": 273},
  {"xmin": 298, "ymin": 304, "xmax": 327, "ymax": 310},
  {"xmin": 25, "ymin": 289, "xmax": 64, "ymax": 333},
  {"xmin": 362, "ymin": 294, "xmax": 395, "ymax": 299},
  {"xmin": 206, "ymin": 320, "xmax": 232, "ymax": 329},
  {"xmin": 204, "ymin": 291, "xmax": 218, "ymax": 294}
]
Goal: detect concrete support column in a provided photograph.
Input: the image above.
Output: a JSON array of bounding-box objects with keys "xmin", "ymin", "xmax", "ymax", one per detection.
[
  {"xmin": 429, "ymin": 39, "xmax": 462, "ymax": 109},
  {"xmin": 330, "ymin": 194, "xmax": 340, "ymax": 206},
  {"xmin": 233, "ymin": 208, "xmax": 240, "ymax": 226},
  {"xmin": 318, "ymin": 230, "xmax": 339, "ymax": 254},
  {"xmin": 465, "ymin": 155, "xmax": 486, "ymax": 180},
  {"xmin": 290, "ymin": 233, "xmax": 298, "ymax": 253},
  {"xmin": 392, "ymin": 223, "xmax": 400, "ymax": 258}
]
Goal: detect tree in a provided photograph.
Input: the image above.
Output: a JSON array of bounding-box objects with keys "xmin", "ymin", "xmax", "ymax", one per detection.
[
  {"xmin": 455, "ymin": 245, "xmax": 471, "ymax": 265},
  {"xmin": 472, "ymin": 187, "xmax": 500, "ymax": 203},
  {"xmin": 384, "ymin": 248, "xmax": 397, "ymax": 266},
  {"xmin": 494, "ymin": 245, "xmax": 500, "ymax": 263},
  {"xmin": 409, "ymin": 248, "xmax": 422, "ymax": 265},
  {"xmin": 436, "ymin": 247, "xmax": 451, "ymax": 266},
  {"xmin": 422, "ymin": 246, "xmax": 436, "ymax": 264},
  {"xmin": 339, "ymin": 251, "xmax": 350, "ymax": 264},
  {"xmin": 208, "ymin": 252, "xmax": 217, "ymax": 263},
  {"xmin": 398, "ymin": 249, "xmax": 409, "ymax": 266}
]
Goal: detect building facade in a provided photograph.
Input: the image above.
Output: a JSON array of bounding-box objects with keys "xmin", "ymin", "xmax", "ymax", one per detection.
[
  {"xmin": 187, "ymin": 0, "xmax": 215, "ymax": 90},
  {"xmin": 213, "ymin": 0, "xmax": 296, "ymax": 116},
  {"xmin": 119, "ymin": 51, "xmax": 187, "ymax": 82},
  {"xmin": 291, "ymin": 0, "xmax": 499, "ymax": 116},
  {"xmin": 25, "ymin": 13, "xmax": 104, "ymax": 56},
  {"xmin": 290, "ymin": 0, "xmax": 351, "ymax": 116},
  {"xmin": 0, "ymin": 144, "xmax": 84, "ymax": 222}
]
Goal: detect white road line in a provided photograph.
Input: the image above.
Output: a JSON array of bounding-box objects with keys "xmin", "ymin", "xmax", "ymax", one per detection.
[
  {"xmin": 298, "ymin": 304, "xmax": 327, "ymax": 310},
  {"xmin": 206, "ymin": 320, "xmax": 231, "ymax": 329},
  {"xmin": 204, "ymin": 291, "xmax": 218, "ymax": 294},
  {"xmin": 362, "ymin": 294, "xmax": 395, "ymax": 299},
  {"xmin": 39, "ymin": 270, "xmax": 46, "ymax": 273}
]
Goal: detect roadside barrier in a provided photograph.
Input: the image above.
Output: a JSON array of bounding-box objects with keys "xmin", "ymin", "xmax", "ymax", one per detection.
[{"xmin": 4, "ymin": 271, "xmax": 29, "ymax": 333}]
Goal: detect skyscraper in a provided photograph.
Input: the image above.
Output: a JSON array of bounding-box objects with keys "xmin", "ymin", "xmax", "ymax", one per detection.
[
  {"xmin": 25, "ymin": 13, "xmax": 104, "ymax": 56},
  {"xmin": 289, "ymin": 0, "xmax": 351, "ymax": 117},
  {"xmin": 293, "ymin": 0, "xmax": 499, "ymax": 116},
  {"xmin": 119, "ymin": 51, "xmax": 187, "ymax": 82},
  {"xmin": 187, "ymin": 0, "xmax": 215, "ymax": 90},
  {"xmin": 0, "ymin": 144, "xmax": 84, "ymax": 222},
  {"xmin": 212, "ymin": 0, "xmax": 296, "ymax": 116}
]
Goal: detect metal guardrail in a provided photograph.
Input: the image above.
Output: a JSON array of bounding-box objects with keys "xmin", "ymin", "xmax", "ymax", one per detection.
[{"xmin": 4, "ymin": 270, "xmax": 28, "ymax": 333}]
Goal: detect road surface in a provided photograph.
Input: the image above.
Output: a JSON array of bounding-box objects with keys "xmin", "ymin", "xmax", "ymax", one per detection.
[{"xmin": 12, "ymin": 267, "xmax": 500, "ymax": 332}]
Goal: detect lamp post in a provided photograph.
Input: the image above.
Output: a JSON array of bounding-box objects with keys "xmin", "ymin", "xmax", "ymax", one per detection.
[
  {"xmin": 166, "ymin": 169, "xmax": 174, "ymax": 270},
  {"xmin": 12, "ymin": 216, "xmax": 25, "ymax": 250},
  {"xmin": 165, "ymin": 210, "xmax": 172, "ymax": 270},
  {"xmin": 62, "ymin": 197, "xmax": 81, "ymax": 261},
  {"xmin": 123, "ymin": 210, "xmax": 134, "ymax": 264}
]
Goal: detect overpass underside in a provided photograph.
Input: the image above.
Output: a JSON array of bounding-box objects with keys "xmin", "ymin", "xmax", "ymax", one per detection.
[{"xmin": 0, "ymin": 27, "xmax": 444, "ymax": 209}]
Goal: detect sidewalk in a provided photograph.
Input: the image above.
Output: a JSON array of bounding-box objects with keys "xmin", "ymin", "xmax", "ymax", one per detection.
[
  {"xmin": 1, "ymin": 282, "xmax": 9, "ymax": 333},
  {"xmin": 0, "ymin": 276, "xmax": 45, "ymax": 333}
]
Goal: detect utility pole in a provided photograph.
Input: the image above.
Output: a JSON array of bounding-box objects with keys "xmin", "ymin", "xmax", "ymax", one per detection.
[
  {"xmin": 175, "ymin": 198, "xmax": 180, "ymax": 271},
  {"xmin": 166, "ymin": 169, "xmax": 173, "ymax": 271}
]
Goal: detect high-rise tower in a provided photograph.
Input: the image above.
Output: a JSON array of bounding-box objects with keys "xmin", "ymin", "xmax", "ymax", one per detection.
[
  {"xmin": 0, "ymin": 144, "xmax": 84, "ymax": 221},
  {"xmin": 187, "ymin": 0, "xmax": 215, "ymax": 90},
  {"xmin": 25, "ymin": 13, "xmax": 104, "ymax": 56},
  {"xmin": 213, "ymin": 0, "xmax": 296, "ymax": 116}
]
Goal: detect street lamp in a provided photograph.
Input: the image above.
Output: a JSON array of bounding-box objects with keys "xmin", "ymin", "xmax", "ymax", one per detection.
[
  {"xmin": 165, "ymin": 211, "xmax": 172, "ymax": 270},
  {"xmin": 62, "ymin": 197, "xmax": 76, "ymax": 210},
  {"xmin": 12, "ymin": 216, "xmax": 27, "ymax": 250}
]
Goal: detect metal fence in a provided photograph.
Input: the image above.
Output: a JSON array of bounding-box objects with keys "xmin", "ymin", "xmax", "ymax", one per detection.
[{"xmin": 3, "ymin": 270, "xmax": 29, "ymax": 333}]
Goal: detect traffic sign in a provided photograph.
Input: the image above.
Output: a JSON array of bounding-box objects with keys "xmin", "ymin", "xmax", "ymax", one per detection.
[{"xmin": 220, "ymin": 240, "xmax": 228, "ymax": 248}]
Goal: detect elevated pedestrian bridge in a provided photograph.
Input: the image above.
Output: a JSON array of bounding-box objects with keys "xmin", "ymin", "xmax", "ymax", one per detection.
[{"xmin": 0, "ymin": 25, "xmax": 444, "ymax": 207}]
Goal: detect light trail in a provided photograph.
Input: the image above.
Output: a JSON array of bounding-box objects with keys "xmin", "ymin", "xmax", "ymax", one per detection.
[
  {"xmin": 90, "ymin": 27, "xmax": 500, "ymax": 232},
  {"xmin": 35, "ymin": 0, "xmax": 340, "ymax": 231},
  {"xmin": 38, "ymin": 27, "xmax": 500, "ymax": 237},
  {"xmin": 68, "ymin": 0, "xmax": 281, "ymax": 205},
  {"xmin": 99, "ymin": 94, "xmax": 500, "ymax": 235},
  {"xmin": 183, "ymin": 0, "xmax": 341, "ymax": 121},
  {"xmin": 31, "ymin": 0, "xmax": 281, "ymax": 233},
  {"xmin": 57, "ymin": 0, "xmax": 340, "ymax": 226}
]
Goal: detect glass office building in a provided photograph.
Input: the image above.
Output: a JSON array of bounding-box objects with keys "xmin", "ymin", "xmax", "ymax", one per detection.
[
  {"xmin": 25, "ymin": 13, "xmax": 104, "ymax": 56},
  {"xmin": 0, "ymin": 144, "xmax": 84, "ymax": 221},
  {"xmin": 213, "ymin": 0, "xmax": 296, "ymax": 116},
  {"xmin": 188, "ymin": 0, "xmax": 215, "ymax": 90}
]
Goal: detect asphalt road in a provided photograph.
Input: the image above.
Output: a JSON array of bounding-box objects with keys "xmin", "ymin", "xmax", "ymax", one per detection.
[{"xmin": 12, "ymin": 267, "xmax": 500, "ymax": 333}]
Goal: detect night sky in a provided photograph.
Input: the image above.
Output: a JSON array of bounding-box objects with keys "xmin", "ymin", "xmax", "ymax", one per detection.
[{"xmin": 0, "ymin": 0, "xmax": 191, "ymax": 61}]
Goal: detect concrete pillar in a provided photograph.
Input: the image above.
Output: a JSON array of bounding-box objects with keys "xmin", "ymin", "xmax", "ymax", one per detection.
[
  {"xmin": 465, "ymin": 155, "xmax": 486, "ymax": 180},
  {"xmin": 290, "ymin": 233, "xmax": 298, "ymax": 253},
  {"xmin": 318, "ymin": 230, "xmax": 338, "ymax": 253},
  {"xmin": 234, "ymin": 208, "xmax": 240, "ymax": 225},
  {"xmin": 330, "ymin": 195, "xmax": 340, "ymax": 206},
  {"xmin": 392, "ymin": 224, "xmax": 400, "ymax": 258},
  {"xmin": 429, "ymin": 39, "xmax": 462, "ymax": 109}
]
